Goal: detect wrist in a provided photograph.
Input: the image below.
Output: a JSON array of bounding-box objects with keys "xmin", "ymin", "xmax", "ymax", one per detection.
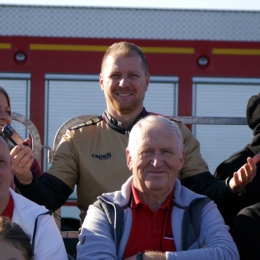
[
  {"xmin": 226, "ymin": 176, "xmax": 246, "ymax": 194},
  {"xmin": 15, "ymin": 171, "xmax": 34, "ymax": 186}
]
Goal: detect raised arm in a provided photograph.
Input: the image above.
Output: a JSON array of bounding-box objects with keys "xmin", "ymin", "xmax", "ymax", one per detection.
[
  {"xmin": 229, "ymin": 154, "xmax": 260, "ymax": 193},
  {"xmin": 14, "ymin": 130, "xmax": 76, "ymax": 211}
]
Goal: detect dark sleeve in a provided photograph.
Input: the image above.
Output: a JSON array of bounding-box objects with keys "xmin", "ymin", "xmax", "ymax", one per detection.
[
  {"xmin": 181, "ymin": 171, "xmax": 238, "ymax": 207},
  {"xmin": 214, "ymin": 148, "xmax": 255, "ymax": 180},
  {"xmin": 14, "ymin": 173, "xmax": 73, "ymax": 211},
  {"xmin": 233, "ymin": 203, "xmax": 260, "ymax": 260},
  {"xmin": 215, "ymin": 146, "xmax": 260, "ymax": 209},
  {"xmin": 30, "ymin": 158, "xmax": 43, "ymax": 178}
]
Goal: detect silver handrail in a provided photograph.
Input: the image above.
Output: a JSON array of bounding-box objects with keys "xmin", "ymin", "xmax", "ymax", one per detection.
[
  {"xmin": 50, "ymin": 115, "xmax": 98, "ymax": 163},
  {"xmin": 173, "ymin": 116, "xmax": 247, "ymax": 125},
  {"xmin": 10, "ymin": 113, "xmax": 248, "ymax": 167},
  {"xmin": 11, "ymin": 112, "xmax": 43, "ymax": 166},
  {"xmin": 52, "ymin": 115, "xmax": 247, "ymax": 160}
]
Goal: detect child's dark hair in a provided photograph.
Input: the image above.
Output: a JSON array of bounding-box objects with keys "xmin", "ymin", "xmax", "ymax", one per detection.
[{"xmin": 0, "ymin": 216, "xmax": 34, "ymax": 260}]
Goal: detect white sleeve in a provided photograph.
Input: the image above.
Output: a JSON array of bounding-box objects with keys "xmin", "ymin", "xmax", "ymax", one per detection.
[{"xmin": 33, "ymin": 214, "xmax": 68, "ymax": 260}]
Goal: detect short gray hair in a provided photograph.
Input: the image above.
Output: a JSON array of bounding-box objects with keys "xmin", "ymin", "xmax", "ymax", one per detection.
[{"xmin": 127, "ymin": 115, "xmax": 183, "ymax": 154}]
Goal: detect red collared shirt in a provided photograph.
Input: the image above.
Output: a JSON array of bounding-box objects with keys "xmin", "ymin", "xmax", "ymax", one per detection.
[
  {"xmin": 123, "ymin": 184, "xmax": 176, "ymax": 259},
  {"xmin": 0, "ymin": 193, "xmax": 14, "ymax": 219}
]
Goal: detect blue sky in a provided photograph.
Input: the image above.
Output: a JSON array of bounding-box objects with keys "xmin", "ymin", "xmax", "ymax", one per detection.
[{"xmin": 1, "ymin": 0, "xmax": 260, "ymax": 10}]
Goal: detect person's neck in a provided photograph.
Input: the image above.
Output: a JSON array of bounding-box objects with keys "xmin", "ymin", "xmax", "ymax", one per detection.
[
  {"xmin": 107, "ymin": 108, "xmax": 144, "ymax": 130},
  {"xmin": 137, "ymin": 188, "xmax": 172, "ymax": 212}
]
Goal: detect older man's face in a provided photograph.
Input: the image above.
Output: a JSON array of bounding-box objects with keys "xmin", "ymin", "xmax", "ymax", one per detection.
[
  {"xmin": 0, "ymin": 138, "xmax": 12, "ymax": 202},
  {"xmin": 127, "ymin": 123, "xmax": 184, "ymax": 195}
]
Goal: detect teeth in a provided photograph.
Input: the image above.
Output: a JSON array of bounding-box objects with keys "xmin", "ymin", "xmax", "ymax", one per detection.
[{"xmin": 118, "ymin": 94, "xmax": 131, "ymax": 96}]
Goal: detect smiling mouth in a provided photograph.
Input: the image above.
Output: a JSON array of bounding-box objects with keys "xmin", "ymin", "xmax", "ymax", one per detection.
[
  {"xmin": 117, "ymin": 93, "xmax": 132, "ymax": 97},
  {"xmin": 148, "ymin": 171, "xmax": 166, "ymax": 175}
]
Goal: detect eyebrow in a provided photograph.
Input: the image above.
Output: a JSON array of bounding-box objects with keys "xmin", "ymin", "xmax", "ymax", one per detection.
[{"xmin": 161, "ymin": 147, "xmax": 174, "ymax": 151}]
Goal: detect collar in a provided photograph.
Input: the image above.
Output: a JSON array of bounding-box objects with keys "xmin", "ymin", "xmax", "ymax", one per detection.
[
  {"xmin": 102, "ymin": 108, "xmax": 149, "ymax": 136},
  {"xmin": 0, "ymin": 192, "xmax": 14, "ymax": 219},
  {"xmin": 131, "ymin": 183, "xmax": 174, "ymax": 210}
]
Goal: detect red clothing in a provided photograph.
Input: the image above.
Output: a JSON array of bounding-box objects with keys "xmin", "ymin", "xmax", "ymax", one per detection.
[
  {"xmin": 0, "ymin": 193, "xmax": 14, "ymax": 219},
  {"xmin": 123, "ymin": 184, "xmax": 176, "ymax": 259},
  {"xmin": 30, "ymin": 158, "xmax": 43, "ymax": 178}
]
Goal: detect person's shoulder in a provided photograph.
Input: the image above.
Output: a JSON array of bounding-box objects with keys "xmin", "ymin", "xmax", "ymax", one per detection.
[
  {"xmin": 10, "ymin": 189, "xmax": 49, "ymax": 216},
  {"xmin": 69, "ymin": 115, "xmax": 103, "ymax": 131},
  {"xmin": 166, "ymin": 116, "xmax": 183, "ymax": 125},
  {"xmin": 11, "ymin": 189, "xmax": 55, "ymax": 240},
  {"xmin": 175, "ymin": 179, "xmax": 207, "ymax": 204}
]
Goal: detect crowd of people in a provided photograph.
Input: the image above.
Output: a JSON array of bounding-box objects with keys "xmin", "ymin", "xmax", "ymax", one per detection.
[{"xmin": 0, "ymin": 41, "xmax": 259, "ymax": 259}]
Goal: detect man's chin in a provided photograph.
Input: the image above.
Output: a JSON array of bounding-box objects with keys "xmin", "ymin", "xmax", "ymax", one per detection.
[
  {"xmin": 144, "ymin": 179, "xmax": 168, "ymax": 191},
  {"xmin": 115, "ymin": 106, "xmax": 136, "ymax": 115},
  {"xmin": 113, "ymin": 100, "xmax": 142, "ymax": 114}
]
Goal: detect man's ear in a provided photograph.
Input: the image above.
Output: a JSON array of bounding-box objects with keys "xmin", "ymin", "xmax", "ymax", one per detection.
[
  {"xmin": 179, "ymin": 151, "xmax": 185, "ymax": 171},
  {"xmin": 100, "ymin": 73, "xmax": 104, "ymax": 91},
  {"xmin": 145, "ymin": 73, "xmax": 150, "ymax": 91},
  {"xmin": 126, "ymin": 149, "xmax": 133, "ymax": 171}
]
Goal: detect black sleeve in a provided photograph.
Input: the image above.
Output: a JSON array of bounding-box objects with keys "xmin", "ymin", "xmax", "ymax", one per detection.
[
  {"xmin": 233, "ymin": 203, "xmax": 260, "ymax": 260},
  {"xmin": 14, "ymin": 173, "xmax": 73, "ymax": 211},
  {"xmin": 181, "ymin": 171, "xmax": 238, "ymax": 207},
  {"xmin": 214, "ymin": 148, "xmax": 255, "ymax": 180},
  {"xmin": 213, "ymin": 147, "xmax": 260, "ymax": 210}
]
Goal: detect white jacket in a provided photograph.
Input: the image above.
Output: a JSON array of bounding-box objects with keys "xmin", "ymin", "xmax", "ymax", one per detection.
[{"xmin": 10, "ymin": 188, "xmax": 67, "ymax": 260}]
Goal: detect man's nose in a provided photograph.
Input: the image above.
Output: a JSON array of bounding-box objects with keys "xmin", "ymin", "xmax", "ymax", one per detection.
[
  {"xmin": 150, "ymin": 153, "xmax": 164, "ymax": 167},
  {"xmin": 119, "ymin": 76, "xmax": 130, "ymax": 87}
]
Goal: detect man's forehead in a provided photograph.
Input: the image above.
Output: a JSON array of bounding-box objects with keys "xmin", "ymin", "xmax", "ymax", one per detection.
[
  {"xmin": 137, "ymin": 124, "xmax": 176, "ymax": 141},
  {"xmin": 138, "ymin": 121, "xmax": 166, "ymax": 133},
  {"xmin": 105, "ymin": 53, "xmax": 141, "ymax": 65}
]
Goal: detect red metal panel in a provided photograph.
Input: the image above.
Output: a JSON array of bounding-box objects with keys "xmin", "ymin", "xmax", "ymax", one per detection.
[{"xmin": 1, "ymin": 35, "xmax": 260, "ymax": 148}]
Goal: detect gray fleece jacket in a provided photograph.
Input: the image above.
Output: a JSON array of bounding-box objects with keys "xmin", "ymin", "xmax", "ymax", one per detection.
[{"xmin": 77, "ymin": 177, "xmax": 239, "ymax": 260}]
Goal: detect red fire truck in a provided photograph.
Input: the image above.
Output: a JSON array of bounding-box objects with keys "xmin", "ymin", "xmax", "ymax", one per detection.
[{"xmin": 1, "ymin": 4, "xmax": 260, "ymax": 222}]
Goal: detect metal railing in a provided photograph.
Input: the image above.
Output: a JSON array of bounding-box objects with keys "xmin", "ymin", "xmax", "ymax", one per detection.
[
  {"xmin": 173, "ymin": 116, "xmax": 247, "ymax": 125},
  {"xmin": 11, "ymin": 113, "xmax": 247, "ymax": 238},
  {"xmin": 11, "ymin": 112, "xmax": 53, "ymax": 166}
]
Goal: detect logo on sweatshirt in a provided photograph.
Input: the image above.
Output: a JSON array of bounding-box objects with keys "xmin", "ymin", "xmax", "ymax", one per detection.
[{"xmin": 92, "ymin": 152, "xmax": 111, "ymax": 160}]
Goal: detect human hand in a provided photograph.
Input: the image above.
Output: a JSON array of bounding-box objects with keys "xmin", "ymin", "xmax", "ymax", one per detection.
[
  {"xmin": 124, "ymin": 251, "xmax": 165, "ymax": 260},
  {"xmin": 10, "ymin": 144, "xmax": 34, "ymax": 185},
  {"xmin": 23, "ymin": 137, "xmax": 32, "ymax": 148},
  {"xmin": 229, "ymin": 154, "xmax": 260, "ymax": 193}
]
